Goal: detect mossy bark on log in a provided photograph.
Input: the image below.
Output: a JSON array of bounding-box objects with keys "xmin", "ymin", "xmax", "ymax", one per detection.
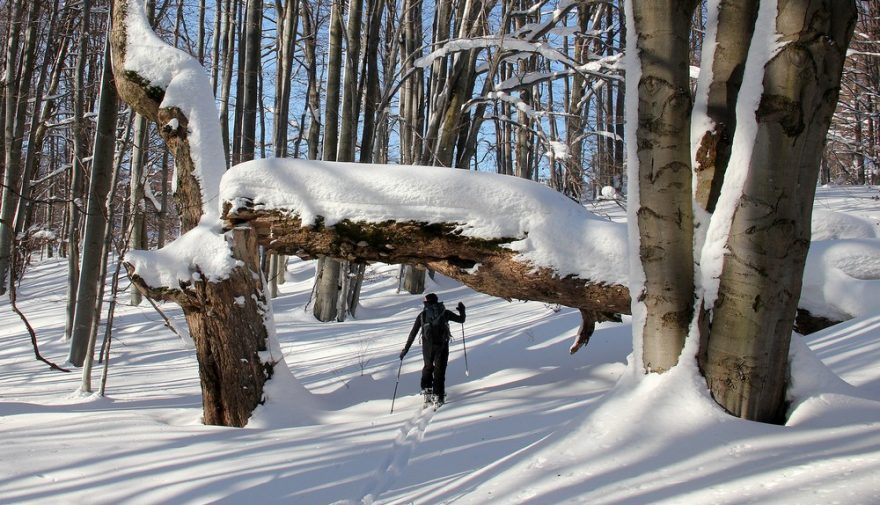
[
  {"xmin": 223, "ymin": 201, "xmax": 631, "ymax": 314},
  {"xmin": 793, "ymin": 309, "xmax": 839, "ymax": 335}
]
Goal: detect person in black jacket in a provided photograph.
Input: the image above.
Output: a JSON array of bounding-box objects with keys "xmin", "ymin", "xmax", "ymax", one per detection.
[{"xmin": 399, "ymin": 293, "xmax": 465, "ymax": 407}]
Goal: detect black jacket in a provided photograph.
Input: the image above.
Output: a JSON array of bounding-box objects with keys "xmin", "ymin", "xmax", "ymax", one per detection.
[{"xmin": 402, "ymin": 301, "xmax": 465, "ymax": 354}]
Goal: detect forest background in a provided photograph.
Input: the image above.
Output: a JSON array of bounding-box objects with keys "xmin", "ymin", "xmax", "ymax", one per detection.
[{"xmin": 0, "ymin": 0, "xmax": 878, "ymax": 416}]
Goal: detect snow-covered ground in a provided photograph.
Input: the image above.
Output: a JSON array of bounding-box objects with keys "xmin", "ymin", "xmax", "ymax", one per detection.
[{"xmin": 0, "ymin": 186, "xmax": 878, "ymax": 504}]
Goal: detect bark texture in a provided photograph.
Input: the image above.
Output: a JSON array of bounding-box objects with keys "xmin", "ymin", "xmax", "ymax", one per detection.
[
  {"xmin": 111, "ymin": 0, "xmax": 273, "ymax": 427},
  {"xmin": 700, "ymin": 0, "xmax": 857, "ymax": 422},
  {"xmin": 631, "ymin": 0, "xmax": 699, "ymax": 372},
  {"xmin": 127, "ymin": 228, "xmax": 271, "ymax": 426},
  {"xmin": 693, "ymin": 0, "xmax": 760, "ymax": 212},
  {"xmin": 223, "ymin": 202, "xmax": 632, "ymax": 315}
]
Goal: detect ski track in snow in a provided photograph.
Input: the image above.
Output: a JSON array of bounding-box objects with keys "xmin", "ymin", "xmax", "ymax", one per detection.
[{"xmin": 355, "ymin": 403, "xmax": 436, "ymax": 504}]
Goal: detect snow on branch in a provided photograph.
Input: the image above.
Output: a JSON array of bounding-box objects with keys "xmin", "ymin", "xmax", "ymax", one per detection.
[
  {"xmin": 110, "ymin": 0, "xmax": 239, "ymax": 291},
  {"xmin": 846, "ymin": 49, "xmax": 880, "ymax": 58},
  {"xmin": 490, "ymin": 53, "xmax": 622, "ymax": 92},
  {"xmin": 111, "ymin": 0, "xmax": 226, "ymax": 224},
  {"xmin": 415, "ymin": 37, "xmax": 577, "ymax": 69}
]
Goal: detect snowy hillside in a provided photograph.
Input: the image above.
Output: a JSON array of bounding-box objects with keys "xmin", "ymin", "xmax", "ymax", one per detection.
[{"xmin": 0, "ymin": 186, "xmax": 878, "ymax": 504}]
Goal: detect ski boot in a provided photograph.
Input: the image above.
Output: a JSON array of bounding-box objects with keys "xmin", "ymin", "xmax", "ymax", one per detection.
[{"xmin": 422, "ymin": 388, "xmax": 433, "ymax": 409}]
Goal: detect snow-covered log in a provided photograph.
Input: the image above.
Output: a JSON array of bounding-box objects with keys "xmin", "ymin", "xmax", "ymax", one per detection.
[
  {"xmin": 225, "ymin": 202, "xmax": 631, "ymax": 314},
  {"xmin": 218, "ymin": 158, "xmax": 867, "ymax": 341},
  {"xmin": 220, "ymin": 159, "xmax": 632, "ymax": 317}
]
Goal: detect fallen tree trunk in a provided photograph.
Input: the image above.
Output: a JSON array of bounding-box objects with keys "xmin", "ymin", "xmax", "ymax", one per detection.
[
  {"xmin": 223, "ymin": 200, "xmax": 632, "ymax": 314},
  {"xmin": 223, "ymin": 198, "xmax": 851, "ymax": 344}
]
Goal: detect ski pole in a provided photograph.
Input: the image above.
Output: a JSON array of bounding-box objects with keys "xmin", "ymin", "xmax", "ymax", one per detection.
[
  {"xmin": 390, "ymin": 358, "xmax": 403, "ymax": 414},
  {"xmin": 461, "ymin": 323, "xmax": 469, "ymax": 376}
]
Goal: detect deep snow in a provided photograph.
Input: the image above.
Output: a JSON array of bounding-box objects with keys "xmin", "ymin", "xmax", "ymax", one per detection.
[{"xmin": 0, "ymin": 187, "xmax": 879, "ymax": 504}]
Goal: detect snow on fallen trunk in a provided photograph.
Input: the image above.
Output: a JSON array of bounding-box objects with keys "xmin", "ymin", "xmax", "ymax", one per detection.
[
  {"xmin": 800, "ymin": 238, "xmax": 880, "ymax": 320},
  {"xmin": 219, "ymin": 159, "xmax": 630, "ymax": 286}
]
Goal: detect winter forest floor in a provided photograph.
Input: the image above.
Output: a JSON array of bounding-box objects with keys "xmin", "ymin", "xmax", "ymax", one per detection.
[{"xmin": 1, "ymin": 188, "xmax": 879, "ymax": 504}]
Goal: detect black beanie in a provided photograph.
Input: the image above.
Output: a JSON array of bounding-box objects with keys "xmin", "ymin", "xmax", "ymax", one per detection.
[{"xmin": 425, "ymin": 293, "xmax": 438, "ymax": 303}]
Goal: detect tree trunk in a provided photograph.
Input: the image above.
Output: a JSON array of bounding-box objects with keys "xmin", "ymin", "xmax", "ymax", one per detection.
[
  {"xmin": 401, "ymin": 265, "xmax": 425, "ymax": 294},
  {"xmin": 112, "ymin": 0, "xmax": 279, "ymax": 426},
  {"xmin": 197, "ymin": 0, "xmax": 207, "ymax": 63},
  {"xmin": 336, "ymin": 0, "xmax": 362, "ymax": 162},
  {"xmin": 0, "ymin": 0, "xmax": 28, "ymax": 293},
  {"xmin": 267, "ymin": 0, "xmax": 299, "ymax": 298},
  {"xmin": 218, "ymin": 0, "xmax": 236, "ymax": 163},
  {"xmin": 211, "ymin": 0, "xmax": 222, "ymax": 92},
  {"xmin": 83, "ymin": 109, "xmax": 132, "ymax": 392},
  {"xmin": 239, "ymin": 0, "xmax": 262, "ymax": 162},
  {"xmin": 128, "ymin": 0, "xmax": 155, "ymax": 305},
  {"xmin": 322, "ymin": 0, "xmax": 343, "ymax": 162},
  {"xmin": 65, "ymin": 0, "xmax": 91, "ymax": 341},
  {"xmin": 128, "ymin": 113, "xmax": 148, "ymax": 306},
  {"xmin": 693, "ymin": 0, "xmax": 759, "ymax": 212},
  {"xmin": 301, "ymin": 0, "xmax": 320, "ymax": 160},
  {"xmin": 700, "ymin": 0, "xmax": 856, "ymax": 422},
  {"xmin": 157, "ymin": 151, "xmax": 169, "ymax": 247},
  {"xmin": 312, "ymin": 0, "xmax": 345, "ymax": 322},
  {"xmin": 181, "ymin": 228, "xmax": 271, "ymax": 426},
  {"xmin": 312, "ymin": 256, "xmax": 340, "ymax": 321},
  {"xmin": 358, "ymin": 0, "xmax": 385, "ymax": 161},
  {"xmin": 630, "ymin": 0, "xmax": 698, "ymax": 373},
  {"xmin": 68, "ymin": 36, "xmax": 120, "ymax": 368}
]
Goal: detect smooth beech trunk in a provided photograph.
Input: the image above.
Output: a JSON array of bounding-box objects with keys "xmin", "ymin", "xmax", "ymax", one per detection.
[
  {"xmin": 630, "ymin": 0, "xmax": 698, "ymax": 373},
  {"xmin": 128, "ymin": 112, "xmax": 148, "ymax": 306},
  {"xmin": 68, "ymin": 38, "xmax": 120, "ymax": 368},
  {"xmin": 700, "ymin": 0, "xmax": 857, "ymax": 422},
  {"xmin": 630, "ymin": 0, "xmax": 857, "ymax": 423}
]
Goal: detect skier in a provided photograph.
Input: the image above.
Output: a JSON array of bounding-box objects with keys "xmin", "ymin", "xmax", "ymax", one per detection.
[{"xmin": 399, "ymin": 293, "xmax": 465, "ymax": 408}]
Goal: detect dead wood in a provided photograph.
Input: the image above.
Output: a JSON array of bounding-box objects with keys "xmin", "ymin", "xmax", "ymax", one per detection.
[{"xmin": 223, "ymin": 200, "xmax": 632, "ymax": 315}]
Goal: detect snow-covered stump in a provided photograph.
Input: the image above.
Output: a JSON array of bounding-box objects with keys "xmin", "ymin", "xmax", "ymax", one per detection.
[{"xmin": 127, "ymin": 228, "xmax": 272, "ymax": 426}]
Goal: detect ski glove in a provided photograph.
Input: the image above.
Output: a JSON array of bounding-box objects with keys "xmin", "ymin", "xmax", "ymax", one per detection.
[{"xmin": 457, "ymin": 302, "xmax": 465, "ymax": 312}]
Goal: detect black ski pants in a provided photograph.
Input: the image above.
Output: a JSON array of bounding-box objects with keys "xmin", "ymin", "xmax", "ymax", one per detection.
[{"xmin": 420, "ymin": 337, "xmax": 450, "ymax": 398}]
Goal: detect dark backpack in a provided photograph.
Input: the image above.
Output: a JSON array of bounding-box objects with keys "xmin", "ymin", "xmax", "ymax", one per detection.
[{"xmin": 421, "ymin": 302, "xmax": 449, "ymax": 342}]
